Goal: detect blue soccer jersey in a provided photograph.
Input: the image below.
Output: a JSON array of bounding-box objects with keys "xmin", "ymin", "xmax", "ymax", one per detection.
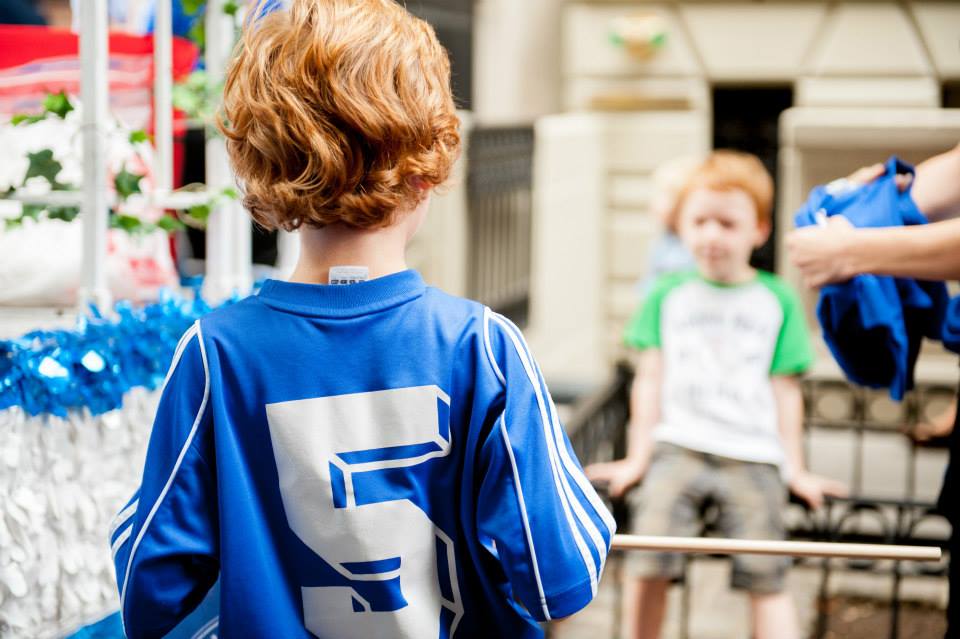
[{"xmin": 110, "ymin": 270, "xmax": 615, "ymax": 638}]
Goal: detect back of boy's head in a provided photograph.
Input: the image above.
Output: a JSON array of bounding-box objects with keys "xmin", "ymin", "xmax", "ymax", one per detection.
[
  {"xmin": 219, "ymin": 0, "xmax": 461, "ymax": 231},
  {"xmin": 677, "ymin": 150, "xmax": 774, "ymax": 226}
]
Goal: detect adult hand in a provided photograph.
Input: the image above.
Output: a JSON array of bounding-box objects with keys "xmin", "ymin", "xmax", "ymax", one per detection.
[
  {"xmin": 789, "ymin": 163, "xmax": 911, "ymax": 290},
  {"xmin": 910, "ymin": 419, "xmax": 954, "ymax": 443},
  {"xmin": 786, "ymin": 215, "xmax": 859, "ymax": 288},
  {"xmin": 905, "ymin": 402, "xmax": 956, "ymax": 443},
  {"xmin": 584, "ymin": 457, "xmax": 647, "ymax": 499},
  {"xmin": 845, "ymin": 163, "xmax": 913, "ymax": 192},
  {"xmin": 788, "ymin": 470, "xmax": 848, "ymax": 511}
]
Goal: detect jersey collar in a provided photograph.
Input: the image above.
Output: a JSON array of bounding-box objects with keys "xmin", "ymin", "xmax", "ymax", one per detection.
[{"xmin": 257, "ymin": 269, "xmax": 426, "ymax": 317}]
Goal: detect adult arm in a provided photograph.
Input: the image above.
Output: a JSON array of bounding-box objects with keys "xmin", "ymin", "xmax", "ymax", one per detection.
[
  {"xmin": 912, "ymin": 142, "xmax": 960, "ymax": 222},
  {"xmin": 788, "ymin": 215, "xmax": 960, "ymax": 287}
]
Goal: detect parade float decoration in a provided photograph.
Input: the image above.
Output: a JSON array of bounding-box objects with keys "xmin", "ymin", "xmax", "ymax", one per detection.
[{"xmin": 0, "ymin": 2, "xmax": 248, "ymax": 636}]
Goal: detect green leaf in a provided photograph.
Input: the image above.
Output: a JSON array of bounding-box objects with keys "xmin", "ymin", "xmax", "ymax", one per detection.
[
  {"xmin": 156, "ymin": 216, "xmax": 186, "ymax": 232},
  {"xmin": 220, "ymin": 186, "xmax": 239, "ymax": 199},
  {"xmin": 185, "ymin": 69, "xmax": 209, "ymax": 90},
  {"xmin": 181, "ymin": 0, "xmax": 205, "ymax": 15},
  {"xmin": 111, "ymin": 214, "xmax": 144, "ymax": 233},
  {"xmin": 11, "ymin": 113, "xmax": 44, "ymax": 126},
  {"xmin": 223, "ymin": 1, "xmax": 239, "ymax": 16},
  {"xmin": 23, "ymin": 150, "xmax": 63, "ymax": 187},
  {"xmin": 173, "ymin": 70, "xmax": 221, "ymax": 122},
  {"xmin": 43, "ymin": 91, "xmax": 74, "ymax": 119},
  {"xmin": 186, "ymin": 203, "xmax": 211, "ymax": 223},
  {"xmin": 188, "ymin": 19, "xmax": 206, "ymax": 50},
  {"xmin": 20, "ymin": 204, "xmax": 44, "ymax": 221},
  {"xmin": 129, "ymin": 130, "xmax": 149, "ymax": 144},
  {"xmin": 47, "ymin": 206, "xmax": 80, "ymax": 222},
  {"xmin": 4, "ymin": 203, "xmax": 80, "ymax": 228},
  {"xmin": 172, "ymin": 83, "xmax": 200, "ymax": 115},
  {"xmin": 114, "ymin": 167, "xmax": 144, "ymax": 200}
]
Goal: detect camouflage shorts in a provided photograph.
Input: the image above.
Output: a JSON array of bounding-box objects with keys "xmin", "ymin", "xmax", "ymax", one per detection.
[{"xmin": 626, "ymin": 442, "xmax": 789, "ymax": 594}]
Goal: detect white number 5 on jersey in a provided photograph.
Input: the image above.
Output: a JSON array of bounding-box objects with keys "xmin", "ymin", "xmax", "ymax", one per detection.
[{"xmin": 266, "ymin": 385, "xmax": 463, "ymax": 638}]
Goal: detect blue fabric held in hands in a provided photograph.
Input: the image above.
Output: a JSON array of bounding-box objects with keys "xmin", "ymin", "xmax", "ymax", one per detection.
[{"xmin": 794, "ymin": 156, "xmax": 954, "ymax": 400}]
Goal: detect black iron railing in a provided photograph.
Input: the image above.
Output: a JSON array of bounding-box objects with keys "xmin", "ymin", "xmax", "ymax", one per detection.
[{"xmin": 466, "ymin": 126, "xmax": 534, "ymax": 325}]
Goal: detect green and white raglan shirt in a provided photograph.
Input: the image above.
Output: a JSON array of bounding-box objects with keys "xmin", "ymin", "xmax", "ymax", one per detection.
[{"xmin": 624, "ymin": 270, "xmax": 814, "ymax": 468}]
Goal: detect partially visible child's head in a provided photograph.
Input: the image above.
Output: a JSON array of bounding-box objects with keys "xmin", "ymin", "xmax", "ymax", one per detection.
[
  {"xmin": 674, "ymin": 151, "xmax": 773, "ymax": 282},
  {"xmin": 650, "ymin": 155, "xmax": 702, "ymax": 234},
  {"xmin": 219, "ymin": 0, "xmax": 461, "ymax": 232}
]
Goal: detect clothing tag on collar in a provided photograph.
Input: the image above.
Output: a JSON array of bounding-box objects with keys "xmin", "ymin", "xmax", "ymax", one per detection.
[{"xmin": 329, "ymin": 266, "xmax": 369, "ymax": 285}]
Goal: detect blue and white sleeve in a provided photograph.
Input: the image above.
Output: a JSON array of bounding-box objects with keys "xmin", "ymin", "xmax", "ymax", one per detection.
[
  {"xmin": 475, "ymin": 309, "xmax": 615, "ymax": 621},
  {"xmin": 109, "ymin": 321, "xmax": 219, "ymax": 639}
]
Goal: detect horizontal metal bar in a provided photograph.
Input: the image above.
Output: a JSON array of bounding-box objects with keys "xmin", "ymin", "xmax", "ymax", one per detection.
[
  {"xmin": 611, "ymin": 534, "xmax": 942, "ymax": 561},
  {"xmin": 6, "ymin": 189, "xmax": 217, "ymax": 210}
]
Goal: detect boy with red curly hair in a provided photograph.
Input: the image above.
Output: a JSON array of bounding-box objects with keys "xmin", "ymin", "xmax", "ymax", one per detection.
[
  {"xmin": 110, "ymin": 1, "xmax": 613, "ymax": 637},
  {"xmin": 588, "ymin": 151, "xmax": 845, "ymax": 639}
]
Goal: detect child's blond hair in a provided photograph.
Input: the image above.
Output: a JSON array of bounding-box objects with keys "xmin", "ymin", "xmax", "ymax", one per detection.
[
  {"xmin": 677, "ymin": 150, "xmax": 774, "ymax": 225},
  {"xmin": 219, "ymin": 0, "xmax": 461, "ymax": 231},
  {"xmin": 650, "ymin": 155, "xmax": 702, "ymax": 233}
]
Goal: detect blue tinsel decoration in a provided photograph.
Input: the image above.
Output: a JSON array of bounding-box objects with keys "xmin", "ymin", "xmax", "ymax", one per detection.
[{"xmin": 0, "ymin": 290, "xmax": 231, "ymax": 418}]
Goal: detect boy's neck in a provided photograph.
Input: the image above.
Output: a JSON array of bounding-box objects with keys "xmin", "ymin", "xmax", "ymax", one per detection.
[
  {"xmin": 700, "ymin": 265, "xmax": 757, "ymax": 286},
  {"xmin": 288, "ymin": 222, "xmax": 411, "ymax": 285}
]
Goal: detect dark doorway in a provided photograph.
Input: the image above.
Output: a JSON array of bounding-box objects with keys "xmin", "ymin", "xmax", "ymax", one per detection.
[
  {"xmin": 712, "ymin": 86, "xmax": 794, "ymax": 273},
  {"xmin": 943, "ymin": 82, "xmax": 960, "ymax": 108}
]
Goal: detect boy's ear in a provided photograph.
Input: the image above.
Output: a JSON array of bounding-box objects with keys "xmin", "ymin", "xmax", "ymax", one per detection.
[
  {"xmin": 409, "ymin": 175, "xmax": 430, "ymax": 191},
  {"xmin": 754, "ymin": 219, "xmax": 772, "ymax": 247}
]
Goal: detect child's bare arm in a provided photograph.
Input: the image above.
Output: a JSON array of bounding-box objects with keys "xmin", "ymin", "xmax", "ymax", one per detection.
[
  {"xmin": 625, "ymin": 349, "xmax": 662, "ymax": 463},
  {"xmin": 772, "ymin": 375, "xmax": 847, "ymax": 509},
  {"xmin": 772, "ymin": 375, "xmax": 805, "ymax": 481},
  {"xmin": 585, "ymin": 349, "xmax": 662, "ymax": 498}
]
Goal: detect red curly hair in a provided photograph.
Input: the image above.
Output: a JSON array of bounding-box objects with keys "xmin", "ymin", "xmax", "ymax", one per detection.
[
  {"xmin": 219, "ymin": 0, "xmax": 461, "ymax": 231},
  {"xmin": 677, "ymin": 150, "xmax": 774, "ymax": 225}
]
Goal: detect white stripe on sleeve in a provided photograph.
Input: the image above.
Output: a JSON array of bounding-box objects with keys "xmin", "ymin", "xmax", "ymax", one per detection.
[{"xmin": 119, "ymin": 321, "xmax": 211, "ymax": 631}]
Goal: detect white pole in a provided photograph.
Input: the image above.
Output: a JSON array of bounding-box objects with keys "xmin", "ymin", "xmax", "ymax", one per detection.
[
  {"xmin": 204, "ymin": 0, "xmax": 250, "ymax": 300},
  {"xmin": 204, "ymin": 0, "xmax": 230, "ymax": 301},
  {"xmin": 79, "ymin": 0, "xmax": 112, "ymax": 310},
  {"xmin": 611, "ymin": 534, "xmax": 942, "ymax": 562},
  {"xmin": 153, "ymin": 0, "xmax": 173, "ymax": 194}
]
